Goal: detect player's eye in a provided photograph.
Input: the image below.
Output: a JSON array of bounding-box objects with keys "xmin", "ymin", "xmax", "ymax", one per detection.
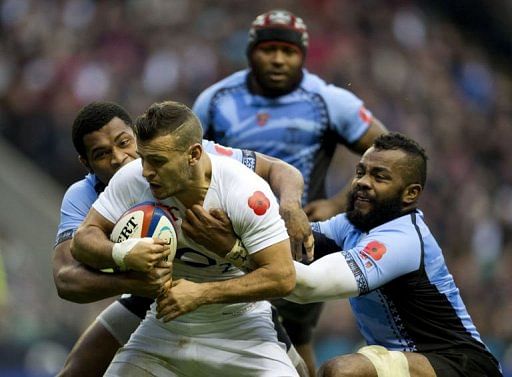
[
  {"xmin": 92, "ymin": 150, "xmax": 110, "ymax": 160},
  {"xmin": 118, "ymin": 137, "xmax": 133, "ymax": 148}
]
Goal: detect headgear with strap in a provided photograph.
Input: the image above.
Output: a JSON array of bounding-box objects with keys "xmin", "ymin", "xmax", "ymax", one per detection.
[{"xmin": 247, "ymin": 9, "xmax": 309, "ymax": 57}]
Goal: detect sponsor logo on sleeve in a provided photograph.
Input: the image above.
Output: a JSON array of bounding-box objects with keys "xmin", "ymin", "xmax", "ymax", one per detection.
[{"xmin": 248, "ymin": 191, "xmax": 270, "ymax": 215}]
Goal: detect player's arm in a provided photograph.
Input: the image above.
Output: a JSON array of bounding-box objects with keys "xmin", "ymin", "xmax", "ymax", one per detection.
[
  {"xmin": 156, "ymin": 239, "xmax": 296, "ymax": 321},
  {"xmin": 286, "ymin": 253, "xmax": 358, "ymax": 304},
  {"xmin": 71, "ymin": 208, "xmax": 171, "ymax": 272},
  {"xmin": 254, "ymin": 152, "xmax": 314, "ymax": 261},
  {"xmin": 304, "ymin": 117, "xmax": 387, "ymax": 221},
  {"xmin": 53, "ymin": 239, "xmax": 171, "ymax": 303}
]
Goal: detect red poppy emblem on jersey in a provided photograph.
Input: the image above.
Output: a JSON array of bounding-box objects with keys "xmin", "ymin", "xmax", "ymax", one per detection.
[
  {"xmin": 362, "ymin": 241, "xmax": 387, "ymax": 261},
  {"xmin": 214, "ymin": 144, "xmax": 233, "ymax": 156},
  {"xmin": 358, "ymin": 106, "xmax": 372, "ymax": 124},
  {"xmin": 257, "ymin": 112, "xmax": 270, "ymax": 126},
  {"xmin": 248, "ymin": 191, "xmax": 270, "ymax": 215}
]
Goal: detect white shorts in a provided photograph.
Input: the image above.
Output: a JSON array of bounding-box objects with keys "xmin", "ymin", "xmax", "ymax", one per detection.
[{"xmin": 104, "ymin": 302, "xmax": 298, "ymax": 377}]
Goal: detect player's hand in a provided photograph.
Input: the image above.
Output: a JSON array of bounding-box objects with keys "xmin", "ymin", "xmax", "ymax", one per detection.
[
  {"xmin": 279, "ymin": 202, "xmax": 314, "ymax": 262},
  {"xmin": 127, "ymin": 260, "xmax": 172, "ymax": 298},
  {"xmin": 156, "ymin": 279, "xmax": 205, "ymax": 321},
  {"xmin": 181, "ymin": 205, "xmax": 237, "ymax": 256},
  {"xmin": 124, "ymin": 238, "xmax": 171, "ymax": 272},
  {"xmin": 304, "ymin": 198, "xmax": 340, "ymax": 222}
]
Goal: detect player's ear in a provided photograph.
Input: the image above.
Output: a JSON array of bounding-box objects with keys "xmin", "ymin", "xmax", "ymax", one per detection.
[
  {"xmin": 402, "ymin": 183, "xmax": 422, "ymax": 205},
  {"xmin": 188, "ymin": 143, "xmax": 203, "ymax": 166},
  {"xmin": 78, "ymin": 155, "xmax": 92, "ymax": 172}
]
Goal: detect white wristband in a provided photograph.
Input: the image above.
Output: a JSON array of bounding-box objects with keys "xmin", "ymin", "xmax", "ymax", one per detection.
[{"xmin": 111, "ymin": 238, "xmax": 142, "ymax": 271}]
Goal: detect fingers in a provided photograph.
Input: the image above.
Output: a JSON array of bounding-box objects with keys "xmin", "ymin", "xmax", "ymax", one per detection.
[
  {"xmin": 304, "ymin": 233, "xmax": 315, "ymax": 262},
  {"xmin": 209, "ymin": 208, "xmax": 229, "ymax": 223},
  {"xmin": 152, "ymin": 238, "xmax": 169, "ymax": 246},
  {"xmin": 156, "ymin": 280, "xmax": 184, "ymax": 322},
  {"xmin": 290, "ymin": 239, "xmax": 303, "ymax": 261},
  {"xmin": 182, "ymin": 205, "xmax": 212, "ymax": 236}
]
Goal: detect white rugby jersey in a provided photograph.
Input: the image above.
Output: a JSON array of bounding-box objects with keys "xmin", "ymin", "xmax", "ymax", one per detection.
[{"xmin": 93, "ymin": 153, "xmax": 289, "ymax": 323}]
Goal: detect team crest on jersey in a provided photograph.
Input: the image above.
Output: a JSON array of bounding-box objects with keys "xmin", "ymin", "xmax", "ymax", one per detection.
[
  {"xmin": 214, "ymin": 144, "xmax": 233, "ymax": 156},
  {"xmin": 256, "ymin": 112, "xmax": 270, "ymax": 126},
  {"xmin": 358, "ymin": 106, "xmax": 372, "ymax": 124},
  {"xmin": 361, "ymin": 241, "xmax": 387, "ymax": 261},
  {"xmin": 248, "ymin": 191, "xmax": 270, "ymax": 215}
]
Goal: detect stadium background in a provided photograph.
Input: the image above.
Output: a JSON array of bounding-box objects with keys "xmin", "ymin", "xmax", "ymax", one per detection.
[{"xmin": 0, "ymin": 0, "xmax": 510, "ymax": 375}]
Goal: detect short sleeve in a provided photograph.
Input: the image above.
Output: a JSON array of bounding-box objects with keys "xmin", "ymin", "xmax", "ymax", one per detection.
[
  {"xmin": 55, "ymin": 181, "xmax": 97, "ymax": 246},
  {"xmin": 342, "ymin": 226, "xmax": 422, "ymax": 293}
]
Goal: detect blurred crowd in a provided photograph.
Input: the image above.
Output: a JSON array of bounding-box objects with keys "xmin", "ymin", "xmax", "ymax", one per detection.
[{"xmin": 1, "ymin": 0, "xmax": 511, "ymax": 374}]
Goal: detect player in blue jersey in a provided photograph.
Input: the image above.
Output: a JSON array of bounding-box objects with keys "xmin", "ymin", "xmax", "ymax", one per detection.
[
  {"xmin": 53, "ymin": 101, "xmax": 310, "ymax": 376},
  {"xmin": 184, "ymin": 132, "xmax": 502, "ymax": 376},
  {"xmin": 287, "ymin": 132, "xmax": 502, "ymax": 377},
  {"xmin": 193, "ymin": 9, "xmax": 388, "ymax": 374}
]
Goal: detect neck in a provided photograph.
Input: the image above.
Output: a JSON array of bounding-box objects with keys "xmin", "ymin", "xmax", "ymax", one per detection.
[{"xmin": 174, "ymin": 153, "xmax": 212, "ymax": 209}]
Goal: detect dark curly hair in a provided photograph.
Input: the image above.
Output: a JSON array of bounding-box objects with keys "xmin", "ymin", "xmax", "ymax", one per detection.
[
  {"xmin": 373, "ymin": 132, "xmax": 428, "ymax": 188},
  {"xmin": 72, "ymin": 101, "xmax": 132, "ymax": 159}
]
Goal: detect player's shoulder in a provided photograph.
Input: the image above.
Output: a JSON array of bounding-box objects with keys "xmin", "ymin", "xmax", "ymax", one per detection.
[
  {"xmin": 195, "ymin": 70, "xmax": 247, "ymax": 101},
  {"xmin": 209, "ymin": 152, "xmax": 265, "ymax": 193},
  {"xmin": 209, "ymin": 152, "xmax": 251, "ymax": 176},
  {"xmin": 62, "ymin": 174, "xmax": 97, "ymax": 204},
  {"xmin": 105, "ymin": 158, "xmax": 146, "ymax": 192},
  {"xmin": 114, "ymin": 158, "xmax": 143, "ymax": 178},
  {"xmin": 301, "ymin": 69, "xmax": 361, "ymax": 100},
  {"xmin": 368, "ymin": 211, "xmax": 424, "ymax": 247}
]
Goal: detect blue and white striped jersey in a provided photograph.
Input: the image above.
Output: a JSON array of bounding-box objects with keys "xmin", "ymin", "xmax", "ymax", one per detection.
[
  {"xmin": 193, "ymin": 69, "xmax": 372, "ymax": 204},
  {"xmin": 314, "ymin": 210, "xmax": 496, "ymax": 357}
]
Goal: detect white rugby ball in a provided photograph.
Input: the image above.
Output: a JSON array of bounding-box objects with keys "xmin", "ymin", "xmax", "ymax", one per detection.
[{"xmin": 110, "ymin": 201, "xmax": 178, "ymax": 261}]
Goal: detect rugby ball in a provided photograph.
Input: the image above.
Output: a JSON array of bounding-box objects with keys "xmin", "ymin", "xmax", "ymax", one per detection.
[{"xmin": 110, "ymin": 201, "xmax": 178, "ymax": 261}]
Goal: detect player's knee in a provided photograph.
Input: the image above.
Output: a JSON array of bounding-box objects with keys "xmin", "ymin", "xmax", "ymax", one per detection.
[{"xmin": 357, "ymin": 345, "xmax": 410, "ymax": 377}]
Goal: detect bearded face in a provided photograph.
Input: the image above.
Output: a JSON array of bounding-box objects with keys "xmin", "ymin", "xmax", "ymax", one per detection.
[{"xmin": 346, "ymin": 186, "xmax": 405, "ymax": 233}]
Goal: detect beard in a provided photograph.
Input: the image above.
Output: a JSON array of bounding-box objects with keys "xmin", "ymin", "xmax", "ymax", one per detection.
[{"xmin": 346, "ymin": 189, "xmax": 405, "ymax": 233}]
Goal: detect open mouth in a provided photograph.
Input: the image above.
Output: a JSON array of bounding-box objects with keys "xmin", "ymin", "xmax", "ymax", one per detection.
[
  {"xmin": 149, "ymin": 182, "xmax": 162, "ymax": 191},
  {"xmin": 354, "ymin": 193, "xmax": 372, "ymax": 207}
]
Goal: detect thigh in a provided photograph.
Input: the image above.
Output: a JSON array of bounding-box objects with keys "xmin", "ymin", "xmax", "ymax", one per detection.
[
  {"xmin": 105, "ymin": 350, "xmax": 176, "ymax": 377},
  {"xmin": 272, "ymin": 298, "xmax": 324, "ymax": 345},
  {"xmin": 58, "ymin": 319, "xmax": 120, "ymax": 377},
  {"xmin": 100, "ymin": 296, "xmax": 150, "ymax": 344},
  {"xmin": 422, "ymin": 348, "xmax": 502, "ymax": 377},
  {"xmin": 118, "ymin": 317, "xmax": 299, "ymax": 377}
]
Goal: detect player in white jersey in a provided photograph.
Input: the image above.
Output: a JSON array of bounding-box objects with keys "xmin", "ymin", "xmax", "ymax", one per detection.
[
  {"xmin": 54, "ymin": 102, "xmax": 310, "ymax": 376},
  {"xmin": 70, "ymin": 101, "xmax": 299, "ymax": 376}
]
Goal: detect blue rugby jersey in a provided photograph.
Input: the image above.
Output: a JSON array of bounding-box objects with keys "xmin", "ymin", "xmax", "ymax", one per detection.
[
  {"xmin": 312, "ymin": 210, "xmax": 497, "ymax": 359},
  {"xmin": 193, "ymin": 69, "xmax": 372, "ymax": 204}
]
